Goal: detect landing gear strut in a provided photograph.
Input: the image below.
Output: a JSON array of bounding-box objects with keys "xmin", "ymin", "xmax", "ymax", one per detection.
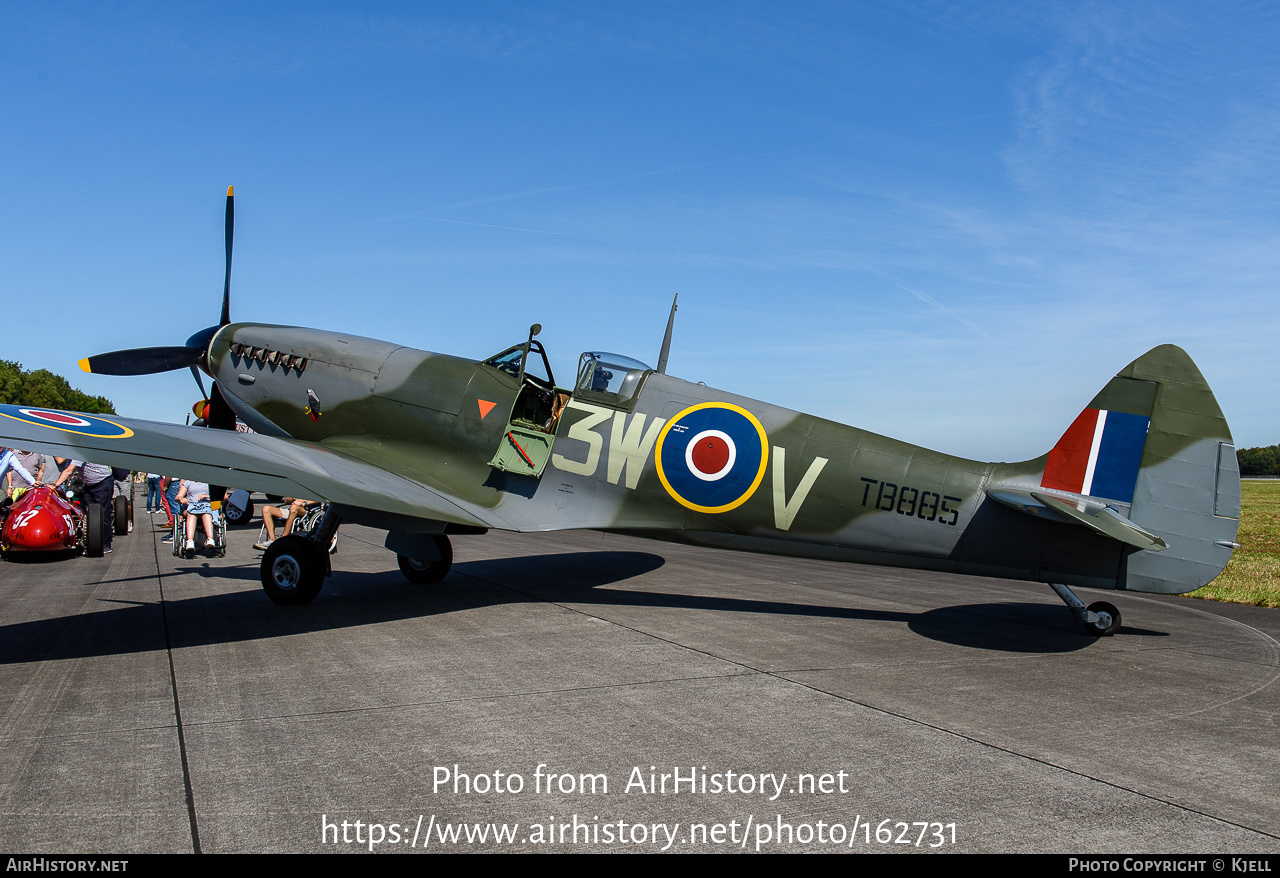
[
  {"xmin": 1049, "ymin": 583, "xmax": 1122, "ymax": 637},
  {"xmin": 260, "ymin": 505, "xmax": 342, "ymax": 605}
]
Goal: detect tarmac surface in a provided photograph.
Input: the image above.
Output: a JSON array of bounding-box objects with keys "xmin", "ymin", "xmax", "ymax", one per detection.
[{"xmin": 1, "ymin": 502, "xmax": 1278, "ymax": 854}]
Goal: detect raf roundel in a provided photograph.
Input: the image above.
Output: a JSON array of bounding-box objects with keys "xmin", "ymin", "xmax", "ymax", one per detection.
[
  {"xmin": 656, "ymin": 402, "xmax": 768, "ymax": 513},
  {"xmin": 0, "ymin": 405, "xmax": 134, "ymax": 439}
]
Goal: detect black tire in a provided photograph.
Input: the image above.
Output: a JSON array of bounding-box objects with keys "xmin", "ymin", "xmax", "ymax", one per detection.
[
  {"xmin": 225, "ymin": 498, "xmax": 254, "ymax": 527},
  {"xmin": 397, "ymin": 535, "xmax": 453, "ymax": 583},
  {"xmin": 261, "ymin": 535, "xmax": 325, "ymax": 605},
  {"xmin": 86, "ymin": 504, "xmax": 104, "ymax": 557},
  {"xmin": 1084, "ymin": 601, "xmax": 1121, "ymax": 637},
  {"xmin": 114, "ymin": 495, "xmax": 130, "ymax": 536}
]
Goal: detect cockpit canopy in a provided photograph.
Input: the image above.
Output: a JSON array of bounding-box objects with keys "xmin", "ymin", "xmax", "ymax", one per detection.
[
  {"xmin": 575, "ymin": 352, "xmax": 652, "ymax": 408},
  {"xmin": 483, "ymin": 341, "xmax": 554, "ymax": 387},
  {"xmin": 482, "ymin": 341, "xmax": 653, "ymax": 409}
]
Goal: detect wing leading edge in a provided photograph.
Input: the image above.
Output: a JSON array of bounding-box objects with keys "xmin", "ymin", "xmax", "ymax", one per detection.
[{"xmin": 0, "ymin": 405, "xmax": 500, "ymax": 531}]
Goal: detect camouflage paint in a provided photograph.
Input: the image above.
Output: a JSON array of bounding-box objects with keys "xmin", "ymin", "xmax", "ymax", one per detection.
[{"xmin": 0, "ymin": 326, "xmax": 1237, "ymax": 596}]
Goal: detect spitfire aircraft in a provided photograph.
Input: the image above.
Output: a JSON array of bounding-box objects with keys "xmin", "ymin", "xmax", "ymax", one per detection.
[{"xmin": 0, "ymin": 189, "xmax": 1241, "ymax": 636}]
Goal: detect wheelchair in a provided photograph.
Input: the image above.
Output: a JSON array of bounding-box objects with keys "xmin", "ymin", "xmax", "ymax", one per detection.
[
  {"xmin": 172, "ymin": 499, "xmax": 227, "ymax": 558},
  {"xmin": 257, "ymin": 501, "xmax": 336, "ymax": 554}
]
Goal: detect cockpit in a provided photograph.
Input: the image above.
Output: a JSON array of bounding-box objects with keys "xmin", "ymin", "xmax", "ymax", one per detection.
[
  {"xmin": 573, "ymin": 352, "xmax": 652, "ymax": 408},
  {"xmin": 482, "ymin": 338, "xmax": 561, "ymax": 430},
  {"xmin": 479, "ymin": 331, "xmax": 655, "ymax": 479},
  {"xmin": 481, "ymin": 342, "xmax": 654, "ymax": 416}
]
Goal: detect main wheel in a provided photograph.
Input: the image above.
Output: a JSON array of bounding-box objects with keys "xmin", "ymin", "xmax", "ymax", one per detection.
[
  {"xmin": 1084, "ymin": 601, "xmax": 1121, "ymax": 637},
  {"xmin": 225, "ymin": 497, "xmax": 253, "ymax": 526},
  {"xmin": 86, "ymin": 504, "xmax": 104, "ymax": 557},
  {"xmin": 397, "ymin": 535, "xmax": 453, "ymax": 583},
  {"xmin": 114, "ymin": 495, "xmax": 130, "ymax": 535},
  {"xmin": 260, "ymin": 536, "xmax": 325, "ymax": 605}
]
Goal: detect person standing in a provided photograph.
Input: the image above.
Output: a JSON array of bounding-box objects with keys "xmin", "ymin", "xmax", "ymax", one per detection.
[
  {"xmin": 0, "ymin": 448, "xmax": 39, "ymax": 497},
  {"xmin": 4, "ymin": 450, "xmax": 44, "ymax": 497},
  {"xmin": 161, "ymin": 476, "xmax": 183, "ymax": 541},
  {"xmin": 53, "ymin": 460, "xmax": 116, "ymax": 554},
  {"xmin": 145, "ymin": 473, "xmax": 162, "ymax": 513}
]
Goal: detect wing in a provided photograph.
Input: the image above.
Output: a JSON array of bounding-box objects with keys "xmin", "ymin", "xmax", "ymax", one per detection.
[{"xmin": 0, "ymin": 404, "xmax": 502, "ymax": 530}]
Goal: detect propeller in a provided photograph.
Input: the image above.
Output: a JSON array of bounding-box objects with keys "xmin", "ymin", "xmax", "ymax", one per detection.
[
  {"xmin": 80, "ymin": 186, "xmax": 235, "ymax": 378},
  {"xmin": 81, "ymin": 188, "xmax": 241, "ymax": 501}
]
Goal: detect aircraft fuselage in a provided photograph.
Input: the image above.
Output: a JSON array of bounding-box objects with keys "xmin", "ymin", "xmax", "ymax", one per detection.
[{"xmin": 209, "ymin": 323, "xmax": 1134, "ymax": 593}]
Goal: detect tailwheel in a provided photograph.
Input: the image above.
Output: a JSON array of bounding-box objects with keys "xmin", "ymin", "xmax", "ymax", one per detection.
[
  {"xmin": 1084, "ymin": 601, "xmax": 1121, "ymax": 637},
  {"xmin": 398, "ymin": 535, "xmax": 452, "ymax": 583},
  {"xmin": 261, "ymin": 535, "xmax": 326, "ymax": 604}
]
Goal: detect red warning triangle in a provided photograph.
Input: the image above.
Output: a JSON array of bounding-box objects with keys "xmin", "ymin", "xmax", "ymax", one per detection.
[{"xmin": 477, "ymin": 399, "xmax": 497, "ymax": 419}]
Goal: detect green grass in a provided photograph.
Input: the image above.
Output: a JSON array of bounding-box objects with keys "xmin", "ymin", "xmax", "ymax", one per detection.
[{"xmin": 1187, "ymin": 480, "xmax": 1280, "ymax": 608}]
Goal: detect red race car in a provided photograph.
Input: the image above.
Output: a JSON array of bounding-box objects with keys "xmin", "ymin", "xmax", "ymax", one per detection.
[{"xmin": 0, "ymin": 484, "xmax": 110, "ymax": 557}]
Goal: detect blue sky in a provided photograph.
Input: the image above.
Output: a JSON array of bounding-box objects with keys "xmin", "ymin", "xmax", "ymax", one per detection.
[{"xmin": 3, "ymin": 1, "xmax": 1276, "ymax": 460}]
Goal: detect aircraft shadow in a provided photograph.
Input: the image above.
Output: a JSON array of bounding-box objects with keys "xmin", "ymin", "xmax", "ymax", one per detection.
[
  {"xmin": 0, "ymin": 551, "xmax": 1157, "ymax": 664},
  {"xmin": 473, "ymin": 555, "xmax": 1161, "ymax": 653}
]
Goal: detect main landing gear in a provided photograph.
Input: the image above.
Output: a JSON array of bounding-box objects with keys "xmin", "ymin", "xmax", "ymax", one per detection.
[
  {"xmin": 260, "ymin": 505, "xmax": 342, "ymax": 605},
  {"xmin": 397, "ymin": 535, "xmax": 453, "ymax": 583},
  {"xmin": 1049, "ymin": 583, "xmax": 1122, "ymax": 637},
  {"xmin": 258, "ymin": 509, "xmax": 459, "ymax": 603}
]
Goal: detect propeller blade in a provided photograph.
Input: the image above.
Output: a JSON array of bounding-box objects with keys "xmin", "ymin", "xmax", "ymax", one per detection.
[
  {"xmin": 188, "ymin": 365, "xmax": 208, "ymax": 399},
  {"xmin": 80, "ymin": 188, "xmax": 235, "ymax": 383},
  {"xmin": 208, "ymin": 381, "xmax": 237, "ymax": 432},
  {"xmin": 206, "ymin": 382, "xmax": 237, "ymax": 503},
  {"xmin": 220, "ymin": 185, "xmax": 233, "ymax": 327},
  {"xmin": 79, "ymin": 346, "xmax": 204, "ymax": 376}
]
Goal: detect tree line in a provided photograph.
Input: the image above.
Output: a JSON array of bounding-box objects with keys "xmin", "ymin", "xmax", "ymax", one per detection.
[
  {"xmin": 1237, "ymin": 445, "xmax": 1280, "ymax": 477},
  {"xmin": 0, "ymin": 360, "xmax": 115, "ymax": 414}
]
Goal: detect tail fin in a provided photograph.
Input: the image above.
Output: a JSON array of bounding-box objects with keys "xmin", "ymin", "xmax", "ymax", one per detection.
[{"xmin": 1041, "ymin": 344, "xmax": 1239, "ymax": 594}]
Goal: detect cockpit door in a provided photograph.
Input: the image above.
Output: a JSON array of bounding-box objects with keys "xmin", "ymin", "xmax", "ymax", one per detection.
[{"xmin": 483, "ymin": 331, "xmax": 567, "ymax": 478}]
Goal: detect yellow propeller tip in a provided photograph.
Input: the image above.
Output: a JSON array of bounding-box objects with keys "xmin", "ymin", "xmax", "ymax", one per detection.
[
  {"xmin": 78, "ymin": 358, "xmax": 92, "ymax": 373},
  {"xmin": 227, "ymin": 185, "xmax": 234, "ymax": 196}
]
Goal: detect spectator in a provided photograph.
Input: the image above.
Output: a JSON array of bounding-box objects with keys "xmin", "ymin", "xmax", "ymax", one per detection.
[
  {"xmin": 161, "ymin": 476, "xmax": 182, "ymax": 542},
  {"xmin": 0, "ymin": 448, "xmax": 39, "ymax": 498},
  {"xmin": 6, "ymin": 450, "xmax": 45, "ymax": 497},
  {"xmin": 175, "ymin": 479, "xmax": 216, "ymax": 557},
  {"xmin": 254, "ymin": 497, "xmax": 316, "ymax": 550},
  {"xmin": 52, "ymin": 459, "xmax": 116, "ymax": 554},
  {"xmin": 0, "ymin": 447, "xmax": 41, "ymax": 501},
  {"xmin": 145, "ymin": 473, "xmax": 162, "ymax": 514}
]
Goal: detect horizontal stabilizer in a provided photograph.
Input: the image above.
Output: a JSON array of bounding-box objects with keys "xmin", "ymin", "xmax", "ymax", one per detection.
[
  {"xmin": 986, "ymin": 485, "xmax": 1167, "ymax": 552},
  {"xmin": 1032, "ymin": 492, "xmax": 1167, "ymax": 552}
]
